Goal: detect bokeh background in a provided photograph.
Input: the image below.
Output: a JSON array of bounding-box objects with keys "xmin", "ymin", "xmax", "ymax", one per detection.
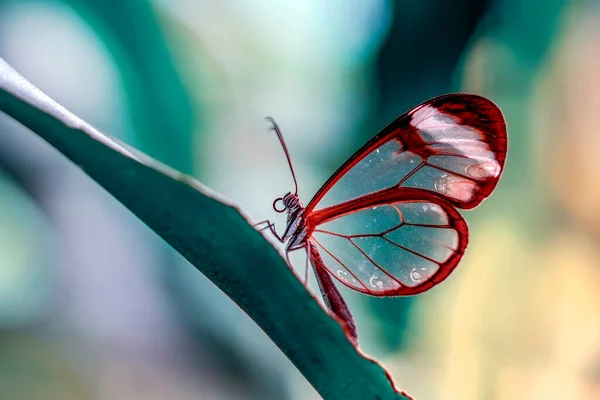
[{"xmin": 0, "ymin": 0, "xmax": 599, "ymax": 399}]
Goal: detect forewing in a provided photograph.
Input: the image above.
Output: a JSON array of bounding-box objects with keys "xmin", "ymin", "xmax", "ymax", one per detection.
[
  {"xmin": 309, "ymin": 199, "xmax": 468, "ymax": 296},
  {"xmin": 305, "ymin": 93, "xmax": 507, "ymax": 214}
]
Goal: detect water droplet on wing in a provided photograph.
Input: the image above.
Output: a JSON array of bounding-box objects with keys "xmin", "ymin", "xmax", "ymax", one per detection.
[
  {"xmin": 410, "ymin": 268, "xmax": 427, "ymax": 283},
  {"xmin": 435, "ymin": 174, "xmax": 476, "ymax": 201},
  {"xmin": 465, "ymin": 160, "xmax": 500, "ymax": 179}
]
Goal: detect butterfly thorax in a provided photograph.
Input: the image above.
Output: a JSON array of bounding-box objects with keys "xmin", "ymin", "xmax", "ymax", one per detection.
[{"xmin": 280, "ymin": 193, "xmax": 308, "ymax": 251}]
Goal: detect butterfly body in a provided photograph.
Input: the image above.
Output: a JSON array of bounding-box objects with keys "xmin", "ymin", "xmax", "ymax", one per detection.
[
  {"xmin": 279, "ymin": 193, "xmax": 308, "ymax": 252},
  {"xmin": 260, "ymin": 93, "xmax": 507, "ymax": 344}
]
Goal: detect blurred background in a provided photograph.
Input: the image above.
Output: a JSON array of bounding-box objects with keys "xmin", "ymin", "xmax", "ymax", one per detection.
[{"xmin": 0, "ymin": 0, "xmax": 599, "ymax": 399}]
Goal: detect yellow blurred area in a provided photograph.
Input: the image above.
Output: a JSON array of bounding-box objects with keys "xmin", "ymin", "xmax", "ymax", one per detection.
[{"xmin": 549, "ymin": 15, "xmax": 600, "ymax": 238}]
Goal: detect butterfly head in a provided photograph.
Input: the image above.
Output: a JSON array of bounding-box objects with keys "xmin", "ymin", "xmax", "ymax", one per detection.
[{"xmin": 273, "ymin": 192, "xmax": 302, "ymax": 213}]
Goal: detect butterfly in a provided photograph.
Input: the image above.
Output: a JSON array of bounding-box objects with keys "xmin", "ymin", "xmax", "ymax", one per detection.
[{"xmin": 255, "ymin": 93, "xmax": 507, "ymax": 343}]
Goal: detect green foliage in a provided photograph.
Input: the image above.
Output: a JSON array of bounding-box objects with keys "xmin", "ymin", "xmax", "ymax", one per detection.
[{"xmin": 0, "ymin": 58, "xmax": 411, "ymax": 400}]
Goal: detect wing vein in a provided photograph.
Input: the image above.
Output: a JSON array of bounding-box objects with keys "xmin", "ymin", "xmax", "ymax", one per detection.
[
  {"xmin": 312, "ymin": 238, "xmax": 370, "ymax": 291},
  {"xmin": 397, "ymin": 161, "xmax": 426, "ymax": 187},
  {"xmin": 381, "ymin": 237, "xmax": 442, "ymax": 265},
  {"xmin": 425, "ymin": 163, "xmax": 479, "ymax": 182},
  {"xmin": 347, "ymin": 238, "xmax": 405, "ymax": 287}
]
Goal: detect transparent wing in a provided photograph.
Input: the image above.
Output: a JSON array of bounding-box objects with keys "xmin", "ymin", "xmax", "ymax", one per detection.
[
  {"xmin": 308, "ymin": 199, "xmax": 468, "ymax": 296},
  {"xmin": 305, "ymin": 93, "xmax": 507, "ymax": 215}
]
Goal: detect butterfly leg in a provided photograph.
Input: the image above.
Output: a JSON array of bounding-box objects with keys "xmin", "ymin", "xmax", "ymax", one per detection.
[
  {"xmin": 303, "ymin": 254, "xmax": 310, "ymax": 286},
  {"xmin": 253, "ymin": 220, "xmax": 273, "ymax": 231},
  {"xmin": 284, "ymin": 243, "xmax": 313, "ymax": 287},
  {"xmin": 253, "ymin": 220, "xmax": 284, "ymax": 243},
  {"xmin": 284, "ymin": 249, "xmax": 309, "ymax": 287}
]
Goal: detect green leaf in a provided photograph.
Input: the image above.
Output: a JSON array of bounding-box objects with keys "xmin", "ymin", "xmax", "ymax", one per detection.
[{"xmin": 0, "ymin": 58, "xmax": 411, "ymax": 400}]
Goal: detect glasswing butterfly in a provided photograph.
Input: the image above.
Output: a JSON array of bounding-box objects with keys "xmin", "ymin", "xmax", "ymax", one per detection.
[{"xmin": 256, "ymin": 93, "xmax": 507, "ymax": 343}]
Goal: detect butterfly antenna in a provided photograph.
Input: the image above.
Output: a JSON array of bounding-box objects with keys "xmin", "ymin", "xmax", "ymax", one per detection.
[{"xmin": 266, "ymin": 117, "xmax": 299, "ymax": 195}]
